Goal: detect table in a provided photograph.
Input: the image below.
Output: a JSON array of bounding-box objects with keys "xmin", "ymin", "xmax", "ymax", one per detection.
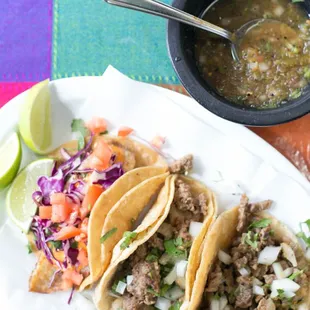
[{"xmin": 0, "ymin": 0, "xmax": 309, "ymax": 181}]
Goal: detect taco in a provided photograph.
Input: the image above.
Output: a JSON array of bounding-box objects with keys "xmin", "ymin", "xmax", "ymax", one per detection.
[
  {"xmin": 189, "ymin": 195, "xmax": 310, "ymax": 310},
  {"xmin": 94, "ymin": 172, "xmax": 217, "ymax": 310},
  {"xmin": 28, "ymin": 128, "xmax": 168, "ymax": 294}
]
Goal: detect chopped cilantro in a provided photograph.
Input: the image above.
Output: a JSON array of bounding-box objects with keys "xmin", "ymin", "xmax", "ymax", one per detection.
[
  {"xmin": 120, "ymin": 231, "xmax": 137, "ymax": 250},
  {"xmin": 213, "ymin": 293, "xmax": 221, "ymax": 300},
  {"xmin": 169, "ymin": 301, "xmax": 182, "ymax": 310},
  {"xmin": 160, "ymin": 263, "xmax": 174, "ymax": 278},
  {"xmin": 100, "ymin": 227, "xmax": 117, "ymax": 244},
  {"xmin": 160, "ymin": 284, "xmax": 172, "ymax": 296},
  {"xmin": 290, "ymin": 89, "xmax": 302, "ymax": 100},
  {"xmin": 164, "ymin": 238, "xmax": 187, "ymax": 258},
  {"xmin": 146, "ymin": 254, "xmax": 159, "ymax": 262},
  {"xmin": 242, "ymin": 231, "xmax": 258, "ymax": 249},
  {"xmin": 289, "ymin": 269, "xmax": 304, "ymax": 280},
  {"xmin": 147, "ymin": 287, "xmax": 160, "ymax": 297},
  {"xmin": 27, "ymin": 243, "xmax": 33, "ymax": 254},
  {"xmin": 296, "ymin": 226, "xmax": 310, "ymax": 248},
  {"xmin": 71, "ymin": 119, "xmax": 90, "ymax": 150},
  {"xmin": 304, "ymin": 219, "xmax": 310, "ymax": 230},
  {"xmin": 292, "ymin": 0, "xmax": 304, "ymax": 3},
  {"xmin": 248, "ymin": 218, "xmax": 272, "ymax": 230},
  {"xmin": 100, "ymin": 130, "xmax": 109, "ymax": 135},
  {"xmin": 71, "ymin": 241, "xmax": 78, "ymax": 249},
  {"xmin": 50, "ymin": 240, "xmax": 62, "ymax": 250},
  {"xmin": 277, "ymin": 289, "xmax": 286, "ymax": 299},
  {"xmin": 304, "ymin": 67, "xmax": 310, "ymax": 80}
]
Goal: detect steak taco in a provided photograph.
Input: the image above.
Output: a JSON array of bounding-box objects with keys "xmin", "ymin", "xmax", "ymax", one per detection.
[
  {"xmin": 189, "ymin": 195, "xmax": 310, "ymax": 310},
  {"xmin": 94, "ymin": 160, "xmax": 217, "ymax": 310},
  {"xmin": 28, "ymin": 122, "xmax": 168, "ymax": 295}
]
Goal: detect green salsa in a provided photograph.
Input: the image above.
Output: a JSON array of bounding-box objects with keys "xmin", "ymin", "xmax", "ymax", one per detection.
[{"xmin": 195, "ymin": 0, "xmax": 310, "ymax": 109}]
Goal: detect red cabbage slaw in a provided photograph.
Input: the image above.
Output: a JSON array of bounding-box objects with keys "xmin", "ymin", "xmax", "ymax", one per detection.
[{"xmin": 30, "ymin": 133, "xmax": 124, "ymax": 294}]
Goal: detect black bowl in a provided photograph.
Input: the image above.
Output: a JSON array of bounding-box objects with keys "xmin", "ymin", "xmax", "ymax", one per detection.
[{"xmin": 167, "ymin": 0, "xmax": 310, "ymax": 126}]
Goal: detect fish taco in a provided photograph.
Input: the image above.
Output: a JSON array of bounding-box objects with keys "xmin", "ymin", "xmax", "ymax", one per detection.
[
  {"xmin": 189, "ymin": 195, "xmax": 310, "ymax": 310},
  {"xmin": 94, "ymin": 163, "xmax": 217, "ymax": 310},
  {"xmin": 28, "ymin": 119, "xmax": 169, "ymax": 295}
]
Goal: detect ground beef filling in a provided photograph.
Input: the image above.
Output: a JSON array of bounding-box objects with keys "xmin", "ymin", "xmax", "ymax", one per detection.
[
  {"xmin": 203, "ymin": 195, "xmax": 308, "ymax": 310},
  {"xmin": 111, "ymin": 177, "xmax": 208, "ymax": 310}
]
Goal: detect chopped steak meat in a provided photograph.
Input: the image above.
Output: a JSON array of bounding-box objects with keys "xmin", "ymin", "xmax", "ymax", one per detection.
[
  {"xmin": 123, "ymin": 294, "xmax": 143, "ymax": 310},
  {"xmin": 127, "ymin": 261, "xmax": 160, "ymax": 305},
  {"xmin": 237, "ymin": 194, "xmax": 250, "ymax": 232},
  {"xmin": 257, "ymin": 298, "xmax": 276, "ymax": 310},
  {"xmin": 249, "ymin": 200, "xmax": 272, "ymax": 213},
  {"xmin": 205, "ymin": 263, "xmax": 222, "ymax": 292},
  {"xmin": 175, "ymin": 220, "xmax": 192, "ymax": 243},
  {"xmin": 147, "ymin": 234, "xmax": 164, "ymax": 251},
  {"xmin": 235, "ymin": 284, "xmax": 253, "ymax": 308},
  {"xmin": 169, "ymin": 154, "xmax": 193, "ymax": 174},
  {"xmin": 174, "ymin": 179, "xmax": 198, "ymax": 213},
  {"xmin": 197, "ymin": 193, "xmax": 208, "ymax": 216},
  {"xmin": 129, "ymin": 243, "xmax": 148, "ymax": 268}
]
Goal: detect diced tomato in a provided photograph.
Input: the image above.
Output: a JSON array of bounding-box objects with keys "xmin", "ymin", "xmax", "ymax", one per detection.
[
  {"xmin": 39, "ymin": 206, "xmax": 52, "ymax": 220},
  {"xmin": 118, "ymin": 126, "xmax": 133, "ymax": 137},
  {"xmin": 80, "ymin": 185, "xmax": 104, "ymax": 218},
  {"xmin": 86, "ymin": 117, "xmax": 107, "ymax": 135},
  {"xmin": 151, "ymin": 135, "xmax": 166, "ymax": 149},
  {"xmin": 51, "ymin": 204, "xmax": 72, "ymax": 223},
  {"xmin": 93, "ymin": 139, "xmax": 112, "ymax": 168},
  {"xmin": 77, "ymin": 249, "xmax": 88, "ymax": 268},
  {"xmin": 54, "ymin": 226, "xmax": 82, "ymax": 241},
  {"xmin": 62, "ymin": 269, "xmax": 83, "ymax": 286},
  {"xmin": 50, "ymin": 192, "xmax": 66, "ymax": 205}
]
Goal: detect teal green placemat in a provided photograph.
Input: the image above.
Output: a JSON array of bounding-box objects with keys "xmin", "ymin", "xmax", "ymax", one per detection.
[{"xmin": 53, "ymin": 0, "xmax": 179, "ymax": 84}]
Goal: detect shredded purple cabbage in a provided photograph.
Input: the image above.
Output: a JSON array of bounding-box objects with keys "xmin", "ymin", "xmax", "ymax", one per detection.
[
  {"xmin": 92, "ymin": 163, "xmax": 124, "ymax": 188},
  {"xmin": 48, "ymin": 269, "xmax": 61, "ymax": 288},
  {"xmin": 31, "ymin": 216, "xmax": 62, "ymax": 268},
  {"xmin": 60, "ymin": 148, "xmax": 71, "ymax": 160},
  {"xmin": 68, "ymin": 287, "xmax": 75, "ymax": 304},
  {"xmin": 63, "ymin": 240, "xmax": 79, "ymax": 266}
]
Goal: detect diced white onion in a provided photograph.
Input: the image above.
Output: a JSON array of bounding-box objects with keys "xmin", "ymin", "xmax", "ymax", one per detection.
[
  {"xmin": 281, "ymin": 243, "xmax": 297, "ymax": 267},
  {"xmin": 155, "ymin": 297, "xmax": 171, "ymax": 310},
  {"xmin": 115, "ymin": 281, "xmax": 127, "ymax": 295},
  {"xmin": 273, "ymin": 5, "xmax": 284, "ymax": 16},
  {"xmin": 175, "ymin": 276, "xmax": 186, "ymax": 290},
  {"xmin": 164, "ymin": 266, "xmax": 177, "ymax": 285},
  {"xmin": 164, "ymin": 286, "xmax": 184, "ymax": 301},
  {"xmin": 189, "ymin": 221, "xmax": 203, "ymax": 238},
  {"xmin": 271, "ymin": 278, "xmax": 301, "ymax": 293},
  {"xmin": 258, "ymin": 246, "xmax": 281, "ymax": 265},
  {"xmin": 126, "ymin": 275, "xmax": 133, "ymax": 285},
  {"xmin": 306, "ymin": 248, "xmax": 310, "ymax": 261},
  {"xmin": 210, "ymin": 298, "xmax": 220, "ymax": 310},
  {"xmin": 239, "ymin": 268, "xmax": 250, "ymax": 277},
  {"xmin": 283, "ymin": 291, "xmax": 296, "ymax": 298},
  {"xmin": 253, "ymin": 278, "xmax": 263, "ymax": 286},
  {"xmin": 218, "ymin": 250, "xmax": 232, "ymax": 265},
  {"xmin": 283, "ymin": 268, "xmax": 294, "ymax": 278},
  {"xmin": 253, "ymin": 285, "xmax": 265, "ymax": 296},
  {"xmin": 259, "ymin": 62, "xmax": 270, "ymax": 72},
  {"xmin": 219, "ymin": 296, "xmax": 228, "ymax": 310},
  {"xmin": 272, "ymin": 262, "xmax": 285, "ymax": 279},
  {"xmin": 176, "ymin": 260, "xmax": 188, "ymax": 278}
]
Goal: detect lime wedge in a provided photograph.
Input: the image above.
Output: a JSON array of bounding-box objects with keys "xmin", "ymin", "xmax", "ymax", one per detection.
[
  {"xmin": 0, "ymin": 132, "xmax": 22, "ymax": 190},
  {"xmin": 19, "ymin": 79, "xmax": 52, "ymax": 155},
  {"xmin": 6, "ymin": 158, "xmax": 54, "ymax": 233}
]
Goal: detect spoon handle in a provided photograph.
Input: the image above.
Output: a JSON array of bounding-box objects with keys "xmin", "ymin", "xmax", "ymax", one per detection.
[{"xmin": 104, "ymin": 0, "xmax": 234, "ymax": 41}]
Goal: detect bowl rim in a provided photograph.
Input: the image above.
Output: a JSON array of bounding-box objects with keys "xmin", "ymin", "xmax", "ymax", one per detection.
[{"xmin": 167, "ymin": 0, "xmax": 310, "ymax": 126}]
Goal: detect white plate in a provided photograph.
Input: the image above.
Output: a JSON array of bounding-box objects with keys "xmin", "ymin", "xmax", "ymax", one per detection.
[{"xmin": 0, "ymin": 66, "xmax": 309, "ymax": 310}]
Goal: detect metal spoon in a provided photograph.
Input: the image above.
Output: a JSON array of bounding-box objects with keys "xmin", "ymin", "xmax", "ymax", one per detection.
[{"xmin": 103, "ymin": 0, "xmax": 269, "ymax": 61}]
